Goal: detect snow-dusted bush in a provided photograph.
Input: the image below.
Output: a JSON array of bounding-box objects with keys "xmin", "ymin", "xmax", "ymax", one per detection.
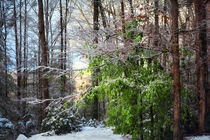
[
  {"xmin": 0, "ymin": 117, "xmax": 14, "ymax": 139},
  {"xmin": 84, "ymin": 119, "xmax": 103, "ymax": 127},
  {"xmin": 0, "ymin": 118, "xmax": 14, "ymax": 129},
  {"xmin": 41, "ymin": 101, "xmax": 82, "ymax": 134}
]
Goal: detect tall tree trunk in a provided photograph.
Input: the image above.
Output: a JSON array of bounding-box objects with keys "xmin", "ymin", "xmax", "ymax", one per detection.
[
  {"xmin": 128, "ymin": 0, "xmax": 134, "ymax": 18},
  {"xmin": 45, "ymin": 0, "xmax": 49, "ymax": 64},
  {"xmin": 120, "ymin": 0, "xmax": 125, "ymax": 41},
  {"xmin": 194, "ymin": 0, "xmax": 207, "ymax": 133},
  {"xmin": 38, "ymin": 0, "xmax": 49, "ymax": 117},
  {"xmin": 3, "ymin": 0, "xmax": 8, "ymax": 97},
  {"xmin": 0, "ymin": 1, "xmax": 2, "ymax": 53},
  {"xmin": 163, "ymin": 0, "xmax": 167, "ymax": 67},
  {"xmin": 170, "ymin": 0, "xmax": 181, "ymax": 139},
  {"xmin": 22, "ymin": 0, "xmax": 28, "ymax": 119},
  {"xmin": 50, "ymin": 17, "xmax": 53, "ymax": 65},
  {"xmin": 19, "ymin": 0, "xmax": 22, "ymax": 95},
  {"xmin": 154, "ymin": 0, "xmax": 159, "ymax": 48},
  {"xmin": 111, "ymin": 4, "xmax": 118, "ymax": 43},
  {"xmin": 37, "ymin": 43, "xmax": 42, "ymax": 130},
  {"xmin": 206, "ymin": 0, "xmax": 210, "ymax": 115},
  {"xmin": 23, "ymin": 0, "xmax": 27, "ymax": 90},
  {"xmin": 64, "ymin": 0, "xmax": 68, "ymax": 71},
  {"xmin": 92, "ymin": 0, "xmax": 100, "ymax": 120},
  {"xmin": 60, "ymin": 0, "xmax": 64, "ymax": 70},
  {"xmin": 98, "ymin": 0, "xmax": 106, "ymax": 29},
  {"xmin": 98, "ymin": 0, "xmax": 108, "ymax": 41},
  {"xmin": 60, "ymin": 0, "xmax": 65, "ymax": 92},
  {"xmin": 64, "ymin": 0, "xmax": 68, "ymax": 88},
  {"xmin": 13, "ymin": 0, "xmax": 21, "ymax": 100},
  {"xmin": 93, "ymin": 0, "xmax": 99, "ymax": 43}
]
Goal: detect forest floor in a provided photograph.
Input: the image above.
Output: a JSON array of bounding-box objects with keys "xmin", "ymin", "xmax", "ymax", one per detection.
[
  {"xmin": 184, "ymin": 136, "xmax": 210, "ymax": 140},
  {"xmin": 17, "ymin": 126, "xmax": 127, "ymax": 140},
  {"xmin": 16, "ymin": 126, "xmax": 210, "ymax": 140}
]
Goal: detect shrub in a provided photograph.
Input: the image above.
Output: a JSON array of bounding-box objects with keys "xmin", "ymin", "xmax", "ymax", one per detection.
[{"xmin": 41, "ymin": 102, "xmax": 82, "ymax": 134}]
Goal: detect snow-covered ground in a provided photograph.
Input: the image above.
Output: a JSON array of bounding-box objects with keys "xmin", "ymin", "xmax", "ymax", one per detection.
[
  {"xmin": 17, "ymin": 126, "xmax": 126, "ymax": 140},
  {"xmin": 184, "ymin": 136, "xmax": 210, "ymax": 140}
]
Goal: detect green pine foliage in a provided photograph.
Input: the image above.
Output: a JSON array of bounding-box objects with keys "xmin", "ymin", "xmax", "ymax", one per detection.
[
  {"xmin": 86, "ymin": 55, "xmax": 173, "ymax": 139},
  {"xmin": 82, "ymin": 19, "xmax": 197, "ymax": 140}
]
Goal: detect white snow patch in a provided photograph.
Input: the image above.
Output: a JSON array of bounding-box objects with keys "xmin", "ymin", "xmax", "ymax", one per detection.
[
  {"xmin": 17, "ymin": 126, "xmax": 125, "ymax": 140},
  {"xmin": 17, "ymin": 134, "xmax": 28, "ymax": 140},
  {"xmin": 185, "ymin": 136, "xmax": 210, "ymax": 140}
]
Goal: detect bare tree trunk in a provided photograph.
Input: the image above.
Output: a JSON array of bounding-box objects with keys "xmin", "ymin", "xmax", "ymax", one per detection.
[
  {"xmin": 93, "ymin": 0, "xmax": 99, "ymax": 43},
  {"xmin": 21, "ymin": 0, "xmax": 28, "ymax": 119},
  {"xmin": 23, "ymin": 0, "xmax": 27, "ymax": 90},
  {"xmin": 162, "ymin": 0, "xmax": 167, "ymax": 67},
  {"xmin": 13, "ymin": 0, "xmax": 21, "ymax": 100},
  {"xmin": 206, "ymin": 0, "xmax": 210, "ymax": 114},
  {"xmin": 170, "ymin": 0, "xmax": 181, "ymax": 139},
  {"xmin": 194, "ymin": 0, "xmax": 207, "ymax": 133},
  {"xmin": 64, "ymin": 0, "xmax": 68, "ymax": 71},
  {"xmin": 128, "ymin": 0, "xmax": 134, "ymax": 18},
  {"xmin": 19, "ymin": 0, "xmax": 22, "ymax": 95},
  {"xmin": 98, "ymin": 0, "xmax": 108, "ymax": 41},
  {"xmin": 64, "ymin": 0, "xmax": 68, "ymax": 89},
  {"xmin": 60, "ymin": 0, "xmax": 65, "ymax": 93},
  {"xmin": 60, "ymin": 0, "xmax": 64, "ymax": 70},
  {"xmin": 92, "ymin": 0, "xmax": 100, "ymax": 120},
  {"xmin": 154, "ymin": 0, "xmax": 159, "ymax": 48},
  {"xmin": 45, "ymin": 0, "xmax": 49, "ymax": 64},
  {"xmin": 37, "ymin": 43, "xmax": 42, "ymax": 131},
  {"xmin": 120, "ymin": 0, "xmax": 125, "ymax": 41},
  {"xmin": 3, "ymin": 0, "xmax": 8, "ymax": 97},
  {"xmin": 111, "ymin": 4, "xmax": 118, "ymax": 43},
  {"xmin": 50, "ymin": 17, "xmax": 53, "ymax": 65},
  {"xmin": 38, "ymin": 0, "xmax": 49, "ymax": 117},
  {"xmin": 98, "ymin": 0, "xmax": 106, "ymax": 29}
]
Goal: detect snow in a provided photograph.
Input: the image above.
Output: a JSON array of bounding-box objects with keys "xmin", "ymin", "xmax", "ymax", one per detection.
[
  {"xmin": 0, "ymin": 118, "xmax": 10, "ymax": 122},
  {"xmin": 17, "ymin": 135, "xmax": 28, "ymax": 140},
  {"xmin": 185, "ymin": 136, "xmax": 210, "ymax": 140},
  {"xmin": 0, "ymin": 117, "xmax": 14, "ymax": 129},
  {"xmin": 17, "ymin": 126, "xmax": 125, "ymax": 140},
  {"xmin": 4, "ymin": 122, "xmax": 14, "ymax": 128}
]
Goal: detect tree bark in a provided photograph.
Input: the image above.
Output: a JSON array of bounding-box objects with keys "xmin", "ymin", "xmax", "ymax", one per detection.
[
  {"xmin": 23, "ymin": 0, "xmax": 27, "ymax": 90},
  {"xmin": 13, "ymin": 0, "xmax": 21, "ymax": 100},
  {"xmin": 98, "ymin": 0, "xmax": 108, "ymax": 40},
  {"xmin": 64, "ymin": 0, "xmax": 68, "ymax": 71},
  {"xmin": 128, "ymin": 0, "xmax": 134, "ymax": 18},
  {"xmin": 45, "ymin": 0, "xmax": 49, "ymax": 64},
  {"xmin": 120, "ymin": 0, "xmax": 125, "ymax": 41},
  {"xmin": 154, "ymin": 0, "xmax": 159, "ymax": 47},
  {"xmin": 19, "ymin": 0, "xmax": 22, "ymax": 95},
  {"xmin": 60, "ymin": 0, "xmax": 64, "ymax": 70},
  {"xmin": 206, "ymin": 0, "xmax": 210, "ymax": 115},
  {"xmin": 37, "ymin": 43, "xmax": 42, "ymax": 131},
  {"xmin": 163, "ymin": 0, "xmax": 167, "ymax": 67},
  {"xmin": 64, "ymin": 0, "xmax": 68, "ymax": 89},
  {"xmin": 92, "ymin": 0, "xmax": 100, "ymax": 120},
  {"xmin": 93, "ymin": 0, "xmax": 99, "ymax": 44},
  {"xmin": 3, "ymin": 0, "xmax": 8, "ymax": 97},
  {"xmin": 60, "ymin": 0, "xmax": 65, "ymax": 93},
  {"xmin": 170, "ymin": 0, "xmax": 181, "ymax": 139},
  {"xmin": 194, "ymin": 0, "xmax": 207, "ymax": 133},
  {"xmin": 98, "ymin": 0, "xmax": 107, "ymax": 29},
  {"xmin": 38, "ymin": 0, "xmax": 49, "ymax": 116}
]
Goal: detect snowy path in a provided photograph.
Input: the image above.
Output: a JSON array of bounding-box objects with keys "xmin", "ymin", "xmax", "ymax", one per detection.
[
  {"xmin": 17, "ymin": 126, "xmax": 126, "ymax": 140},
  {"xmin": 184, "ymin": 136, "xmax": 210, "ymax": 140}
]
